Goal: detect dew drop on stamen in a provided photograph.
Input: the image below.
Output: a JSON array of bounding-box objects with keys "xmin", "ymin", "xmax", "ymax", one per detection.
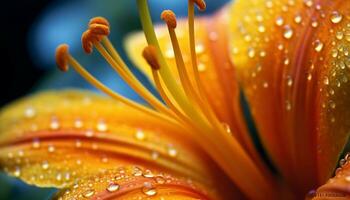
[
  {"xmin": 107, "ymin": 183, "xmax": 120, "ymax": 192},
  {"xmin": 330, "ymin": 11, "xmax": 343, "ymax": 24}
]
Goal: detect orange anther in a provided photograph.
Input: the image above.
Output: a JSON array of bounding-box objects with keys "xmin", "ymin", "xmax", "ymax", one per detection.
[{"xmin": 55, "ymin": 44, "xmax": 70, "ymax": 72}]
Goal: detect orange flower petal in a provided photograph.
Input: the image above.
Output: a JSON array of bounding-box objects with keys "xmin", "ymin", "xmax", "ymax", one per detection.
[
  {"xmin": 229, "ymin": 0, "xmax": 350, "ymax": 194},
  {"xmin": 53, "ymin": 166, "xmax": 218, "ymax": 200},
  {"xmin": 125, "ymin": 11, "xmax": 260, "ymax": 162},
  {"xmin": 0, "ymin": 90, "xmax": 236, "ymax": 197},
  {"xmin": 309, "ymin": 154, "xmax": 350, "ymax": 200}
]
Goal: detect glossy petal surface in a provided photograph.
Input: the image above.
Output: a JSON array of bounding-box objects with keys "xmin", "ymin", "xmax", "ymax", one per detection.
[
  {"xmin": 54, "ymin": 166, "xmax": 213, "ymax": 200},
  {"xmin": 0, "ymin": 90, "xmax": 228, "ymax": 193},
  {"xmin": 229, "ymin": 0, "xmax": 350, "ymax": 194}
]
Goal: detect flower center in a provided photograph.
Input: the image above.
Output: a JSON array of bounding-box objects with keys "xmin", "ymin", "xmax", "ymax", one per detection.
[{"xmin": 55, "ymin": 0, "xmax": 276, "ymax": 196}]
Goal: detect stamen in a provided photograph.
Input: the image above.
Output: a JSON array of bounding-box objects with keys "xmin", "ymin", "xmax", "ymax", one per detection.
[
  {"xmin": 161, "ymin": 10, "xmax": 177, "ymax": 29},
  {"xmin": 192, "ymin": 0, "xmax": 206, "ymax": 11},
  {"xmin": 89, "ymin": 16, "xmax": 110, "ymax": 27},
  {"xmin": 55, "ymin": 44, "xmax": 69, "ymax": 72},
  {"xmin": 89, "ymin": 24, "xmax": 110, "ymax": 35},
  {"xmin": 55, "ymin": 44, "xmax": 176, "ymax": 125},
  {"xmin": 142, "ymin": 45, "xmax": 160, "ymax": 70}
]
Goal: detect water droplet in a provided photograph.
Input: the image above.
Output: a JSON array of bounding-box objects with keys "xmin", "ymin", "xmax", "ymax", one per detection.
[
  {"xmin": 330, "ymin": 11, "xmax": 343, "ymax": 24},
  {"xmin": 283, "ymin": 25, "xmax": 293, "ymax": 39},
  {"xmin": 96, "ymin": 120, "xmax": 108, "ymax": 132},
  {"xmin": 311, "ymin": 20, "xmax": 318, "ymax": 28},
  {"xmin": 324, "ymin": 77, "xmax": 330, "ymax": 85},
  {"xmin": 135, "ymin": 129, "xmax": 145, "ymax": 140},
  {"xmin": 85, "ymin": 130, "xmax": 94, "ymax": 138},
  {"xmin": 56, "ymin": 173, "xmax": 62, "ymax": 181},
  {"xmin": 48, "ymin": 145, "xmax": 55, "ymax": 153},
  {"xmin": 331, "ymin": 49, "xmax": 338, "ymax": 57},
  {"xmin": 286, "ymin": 101, "xmax": 292, "ymax": 111},
  {"xmin": 14, "ymin": 167, "xmax": 21, "ymax": 177},
  {"xmin": 197, "ymin": 63, "xmax": 206, "ymax": 72},
  {"xmin": 24, "ymin": 107, "xmax": 36, "ymax": 119},
  {"xmin": 248, "ymin": 48, "xmax": 255, "ymax": 58},
  {"xmin": 167, "ymin": 146, "xmax": 178, "ymax": 157},
  {"xmin": 294, "ymin": 14, "xmax": 302, "ymax": 24},
  {"xmin": 32, "ymin": 139, "xmax": 40, "ymax": 149},
  {"xmin": 143, "ymin": 170, "xmax": 154, "ymax": 178},
  {"xmin": 222, "ymin": 123, "xmax": 231, "ymax": 134},
  {"xmin": 50, "ymin": 118, "xmax": 60, "ymax": 130},
  {"xmin": 263, "ymin": 82, "xmax": 269, "ymax": 88},
  {"xmin": 151, "ymin": 151, "xmax": 159, "ymax": 160},
  {"xmin": 42, "ymin": 161, "xmax": 49, "ymax": 170},
  {"xmin": 83, "ymin": 189, "xmax": 95, "ymax": 198},
  {"xmin": 107, "ymin": 183, "xmax": 120, "ymax": 192},
  {"xmin": 133, "ymin": 167, "xmax": 143, "ymax": 176},
  {"xmin": 165, "ymin": 48, "xmax": 175, "ymax": 58},
  {"xmin": 275, "ymin": 16, "xmax": 284, "ymax": 26},
  {"xmin": 74, "ymin": 119, "xmax": 83, "ymax": 129},
  {"xmin": 330, "ymin": 101, "xmax": 336, "ymax": 109},
  {"xmin": 336, "ymin": 31, "xmax": 344, "ymax": 40},
  {"xmin": 304, "ymin": 0, "xmax": 313, "ymax": 7},
  {"xmin": 258, "ymin": 24, "xmax": 266, "ymax": 33},
  {"xmin": 314, "ymin": 40, "xmax": 324, "ymax": 52},
  {"xmin": 195, "ymin": 43, "xmax": 205, "ymax": 54},
  {"xmin": 142, "ymin": 183, "xmax": 157, "ymax": 196},
  {"xmin": 307, "ymin": 73, "xmax": 313, "ymax": 81},
  {"xmin": 287, "ymin": 76, "xmax": 293, "ymax": 87},
  {"xmin": 155, "ymin": 176, "xmax": 166, "ymax": 184}
]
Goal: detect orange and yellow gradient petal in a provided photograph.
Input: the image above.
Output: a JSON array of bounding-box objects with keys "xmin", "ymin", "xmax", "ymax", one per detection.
[
  {"xmin": 229, "ymin": 0, "xmax": 350, "ymax": 195},
  {"xmin": 0, "ymin": 90, "xmax": 238, "ymax": 199}
]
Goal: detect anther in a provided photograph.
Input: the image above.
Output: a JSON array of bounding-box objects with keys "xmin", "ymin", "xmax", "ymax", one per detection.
[
  {"xmin": 81, "ymin": 30, "xmax": 103, "ymax": 54},
  {"xmin": 89, "ymin": 24, "xmax": 110, "ymax": 36},
  {"xmin": 89, "ymin": 16, "xmax": 110, "ymax": 27},
  {"xmin": 192, "ymin": 0, "xmax": 206, "ymax": 11},
  {"xmin": 142, "ymin": 45, "xmax": 160, "ymax": 70},
  {"xmin": 55, "ymin": 44, "xmax": 70, "ymax": 72},
  {"xmin": 161, "ymin": 10, "xmax": 177, "ymax": 29}
]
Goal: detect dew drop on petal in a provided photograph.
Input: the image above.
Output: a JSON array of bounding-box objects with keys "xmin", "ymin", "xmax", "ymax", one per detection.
[
  {"xmin": 167, "ymin": 146, "xmax": 178, "ymax": 157},
  {"xmin": 314, "ymin": 40, "xmax": 324, "ymax": 52},
  {"xmin": 135, "ymin": 129, "xmax": 145, "ymax": 141},
  {"xmin": 42, "ymin": 161, "xmax": 49, "ymax": 170},
  {"xmin": 107, "ymin": 183, "xmax": 120, "ymax": 192},
  {"xmin": 83, "ymin": 189, "xmax": 95, "ymax": 198},
  {"xmin": 283, "ymin": 25, "xmax": 293, "ymax": 39},
  {"xmin": 24, "ymin": 107, "xmax": 36, "ymax": 119},
  {"xmin": 142, "ymin": 182, "xmax": 157, "ymax": 196},
  {"xmin": 330, "ymin": 11, "xmax": 343, "ymax": 24}
]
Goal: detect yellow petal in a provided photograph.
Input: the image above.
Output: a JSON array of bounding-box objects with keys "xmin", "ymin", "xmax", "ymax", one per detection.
[
  {"xmin": 229, "ymin": 0, "xmax": 350, "ymax": 193},
  {"xmin": 53, "ymin": 166, "xmax": 229, "ymax": 200},
  {"xmin": 0, "ymin": 90, "xmax": 233, "ymax": 196},
  {"xmin": 125, "ymin": 11, "xmax": 259, "ymax": 161}
]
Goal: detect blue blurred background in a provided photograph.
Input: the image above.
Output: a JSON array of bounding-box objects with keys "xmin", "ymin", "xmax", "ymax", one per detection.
[{"xmin": 1, "ymin": 0, "xmax": 229, "ymax": 199}]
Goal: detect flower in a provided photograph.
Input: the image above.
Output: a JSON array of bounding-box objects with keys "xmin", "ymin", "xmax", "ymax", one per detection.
[{"xmin": 1, "ymin": 0, "xmax": 350, "ymax": 199}]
